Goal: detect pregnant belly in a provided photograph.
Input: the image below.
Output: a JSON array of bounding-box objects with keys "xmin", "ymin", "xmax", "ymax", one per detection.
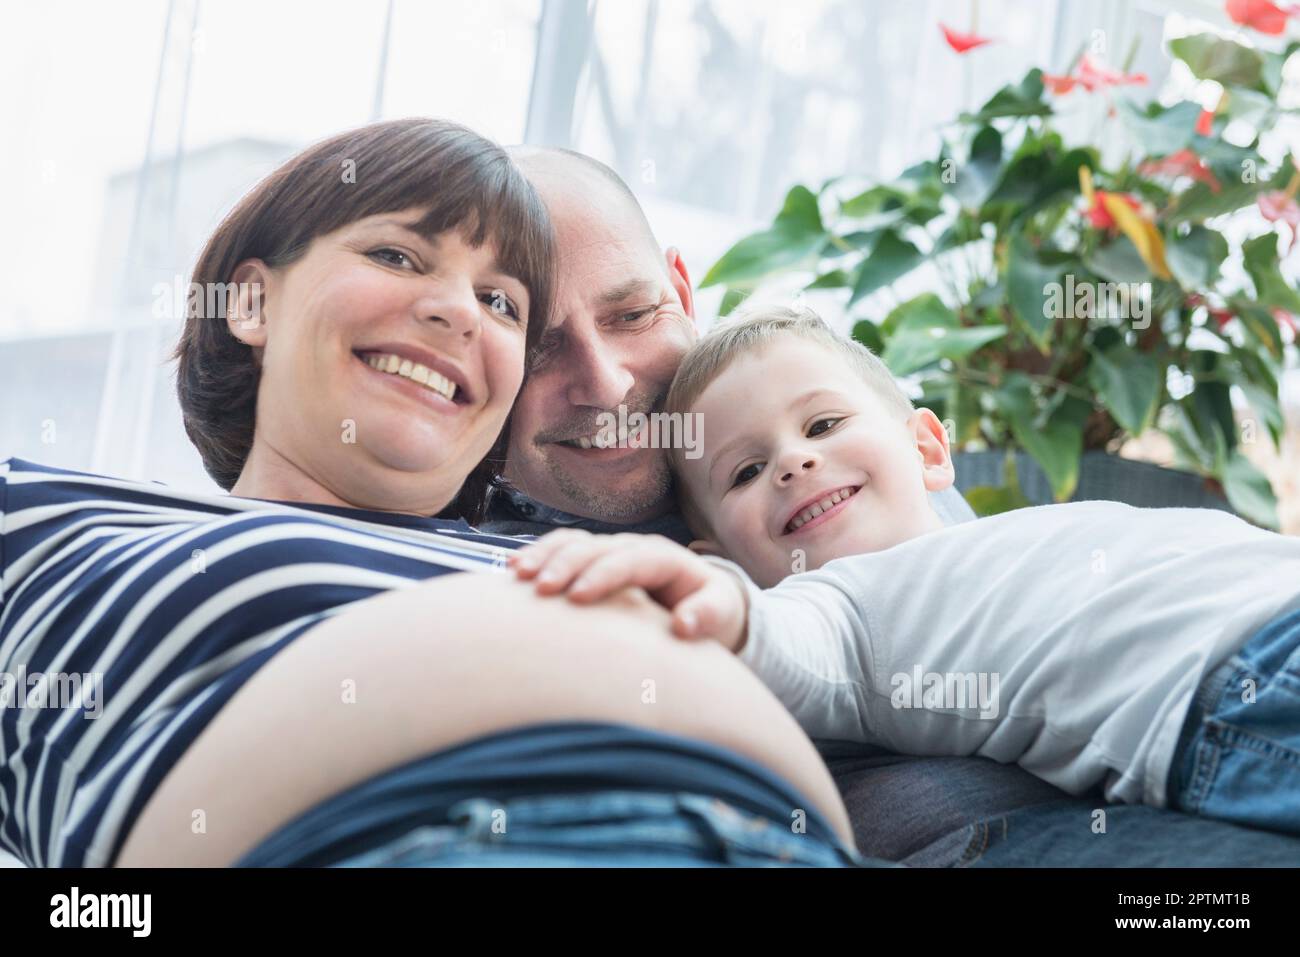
[{"xmin": 116, "ymin": 572, "xmax": 850, "ymax": 866}]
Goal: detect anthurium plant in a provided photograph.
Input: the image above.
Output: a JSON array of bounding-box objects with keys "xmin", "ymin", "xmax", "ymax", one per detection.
[{"xmin": 703, "ymin": 24, "xmax": 1300, "ymax": 527}]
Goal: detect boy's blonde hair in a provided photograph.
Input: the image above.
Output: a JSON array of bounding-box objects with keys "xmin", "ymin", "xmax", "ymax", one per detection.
[{"xmin": 665, "ymin": 303, "xmax": 915, "ymax": 537}]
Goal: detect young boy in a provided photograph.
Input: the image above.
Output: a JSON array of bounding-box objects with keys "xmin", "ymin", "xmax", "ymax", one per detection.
[{"xmin": 509, "ymin": 305, "xmax": 1300, "ymax": 837}]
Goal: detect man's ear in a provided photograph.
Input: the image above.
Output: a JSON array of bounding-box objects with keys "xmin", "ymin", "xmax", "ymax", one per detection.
[
  {"xmin": 910, "ymin": 408, "xmax": 956, "ymax": 493},
  {"xmin": 687, "ymin": 538, "xmax": 724, "ymax": 557},
  {"xmin": 226, "ymin": 259, "xmax": 273, "ymax": 358},
  {"xmin": 664, "ymin": 246, "xmax": 695, "ymax": 322}
]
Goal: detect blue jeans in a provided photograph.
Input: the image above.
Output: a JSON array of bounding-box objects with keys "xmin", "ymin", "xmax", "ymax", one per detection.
[
  {"xmin": 332, "ymin": 789, "xmax": 881, "ymax": 867},
  {"xmin": 1165, "ymin": 606, "xmax": 1300, "ymax": 838},
  {"xmin": 237, "ymin": 722, "xmax": 891, "ymax": 868}
]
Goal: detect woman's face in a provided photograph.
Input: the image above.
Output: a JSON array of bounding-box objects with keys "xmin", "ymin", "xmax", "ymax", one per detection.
[{"xmin": 230, "ymin": 208, "xmax": 532, "ymax": 514}]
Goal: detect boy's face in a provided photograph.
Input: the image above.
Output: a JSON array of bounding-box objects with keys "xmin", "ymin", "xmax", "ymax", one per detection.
[{"xmin": 680, "ymin": 336, "xmax": 955, "ymax": 587}]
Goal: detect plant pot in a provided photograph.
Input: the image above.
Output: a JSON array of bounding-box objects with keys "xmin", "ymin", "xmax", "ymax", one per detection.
[{"xmin": 952, "ymin": 450, "xmax": 1234, "ymax": 512}]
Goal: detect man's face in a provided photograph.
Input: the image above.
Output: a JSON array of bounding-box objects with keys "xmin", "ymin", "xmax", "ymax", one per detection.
[{"xmin": 504, "ymin": 185, "xmax": 695, "ymax": 523}]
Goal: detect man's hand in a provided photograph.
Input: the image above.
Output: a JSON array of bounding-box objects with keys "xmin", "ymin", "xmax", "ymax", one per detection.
[{"xmin": 507, "ymin": 529, "xmax": 748, "ymax": 652}]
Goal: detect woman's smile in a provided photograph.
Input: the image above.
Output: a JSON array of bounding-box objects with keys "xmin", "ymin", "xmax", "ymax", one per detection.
[{"xmin": 354, "ymin": 349, "xmax": 472, "ymax": 415}]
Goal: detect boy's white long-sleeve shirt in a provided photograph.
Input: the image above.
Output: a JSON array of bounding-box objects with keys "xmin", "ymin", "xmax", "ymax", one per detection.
[{"xmin": 708, "ymin": 500, "xmax": 1300, "ymax": 807}]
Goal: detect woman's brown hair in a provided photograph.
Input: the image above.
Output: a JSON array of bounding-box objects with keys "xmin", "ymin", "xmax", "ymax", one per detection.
[{"xmin": 173, "ymin": 117, "xmax": 555, "ymax": 523}]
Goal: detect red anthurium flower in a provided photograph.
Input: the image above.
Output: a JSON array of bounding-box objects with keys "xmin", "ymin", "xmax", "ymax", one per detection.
[
  {"xmin": 1140, "ymin": 149, "xmax": 1222, "ymax": 193},
  {"xmin": 1075, "ymin": 53, "xmax": 1148, "ymax": 91},
  {"xmin": 1042, "ymin": 53, "xmax": 1147, "ymax": 95},
  {"xmin": 1196, "ymin": 108, "xmax": 1215, "ymax": 137},
  {"xmin": 1086, "ymin": 190, "xmax": 1142, "ymax": 230},
  {"xmin": 1040, "ymin": 73, "xmax": 1078, "ymax": 94},
  {"xmin": 1225, "ymin": 0, "xmax": 1296, "ymax": 35},
  {"xmin": 940, "ymin": 23, "xmax": 994, "ymax": 53},
  {"xmin": 1259, "ymin": 190, "xmax": 1300, "ymax": 251}
]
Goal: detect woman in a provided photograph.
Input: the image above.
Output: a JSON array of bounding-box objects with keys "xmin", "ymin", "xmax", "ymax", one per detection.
[{"xmin": 0, "ymin": 118, "xmax": 867, "ymax": 868}]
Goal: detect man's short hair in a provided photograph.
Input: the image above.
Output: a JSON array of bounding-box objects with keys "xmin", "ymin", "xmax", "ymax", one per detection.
[{"xmin": 664, "ymin": 302, "xmax": 915, "ymax": 537}]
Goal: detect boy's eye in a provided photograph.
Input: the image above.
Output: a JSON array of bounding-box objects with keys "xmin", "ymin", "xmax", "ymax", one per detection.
[
  {"xmin": 368, "ymin": 247, "xmax": 414, "ymax": 269},
  {"xmin": 808, "ymin": 417, "xmax": 842, "ymax": 437},
  {"xmin": 482, "ymin": 289, "xmax": 522, "ymax": 322},
  {"xmin": 731, "ymin": 462, "xmax": 763, "ymax": 488}
]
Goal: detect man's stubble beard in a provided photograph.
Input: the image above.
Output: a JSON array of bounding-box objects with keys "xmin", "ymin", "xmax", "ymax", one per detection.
[{"xmin": 544, "ymin": 449, "xmax": 674, "ymax": 523}]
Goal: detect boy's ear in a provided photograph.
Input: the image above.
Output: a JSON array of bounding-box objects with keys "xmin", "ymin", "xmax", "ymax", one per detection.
[
  {"xmin": 686, "ymin": 538, "xmax": 724, "ymax": 557},
  {"xmin": 226, "ymin": 259, "xmax": 273, "ymax": 359},
  {"xmin": 910, "ymin": 408, "xmax": 956, "ymax": 493}
]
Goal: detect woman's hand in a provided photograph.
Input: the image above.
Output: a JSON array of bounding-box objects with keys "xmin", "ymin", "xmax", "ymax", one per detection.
[{"xmin": 507, "ymin": 529, "xmax": 748, "ymax": 652}]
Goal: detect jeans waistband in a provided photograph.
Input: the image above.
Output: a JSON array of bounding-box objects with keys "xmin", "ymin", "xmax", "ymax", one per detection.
[{"xmin": 238, "ymin": 721, "xmax": 852, "ymax": 866}]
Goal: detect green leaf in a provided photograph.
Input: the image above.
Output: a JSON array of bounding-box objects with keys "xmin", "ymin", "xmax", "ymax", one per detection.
[
  {"xmin": 850, "ymin": 319, "xmax": 884, "ymax": 354},
  {"xmin": 964, "ymin": 483, "xmax": 1034, "ymax": 516},
  {"xmin": 1222, "ymin": 451, "xmax": 1279, "ymax": 529},
  {"xmin": 1086, "ymin": 346, "xmax": 1162, "ymax": 434},
  {"xmin": 1168, "ymin": 34, "xmax": 1263, "ymax": 87},
  {"xmin": 848, "ymin": 231, "xmax": 925, "ymax": 305},
  {"xmin": 1117, "ymin": 100, "xmax": 1201, "ymax": 157},
  {"xmin": 883, "ymin": 325, "xmax": 1008, "ymax": 377},
  {"xmin": 1237, "ymin": 380, "xmax": 1283, "ymax": 447},
  {"xmin": 881, "ymin": 292, "xmax": 954, "ymax": 337},
  {"xmin": 1243, "ymin": 233, "xmax": 1300, "ymax": 314},
  {"xmin": 993, "ymin": 375, "xmax": 1087, "ymax": 501},
  {"xmin": 1167, "ymin": 174, "xmax": 1267, "ymax": 224},
  {"xmin": 1085, "ymin": 237, "xmax": 1154, "ymax": 284},
  {"xmin": 1007, "ymin": 237, "xmax": 1063, "ymax": 349},
  {"xmin": 877, "ymin": 294, "xmax": 1007, "ymax": 375},
  {"xmin": 839, "ymin": 184, "xmax": 907, "ymax": 218},
  {"xmin": 806, "ymin": 269, "xmax": 852, "ymax": 289},
  {"xmin": 1224, "ymin": 88, "xmax": 1278, "ymax": 129},
  {"xmin": 1232, "ymin": 300, "xmax": 1285, "ymax": 360},
  {"xmin": 950, "ymin": 126, "xmax": 1003, "ymax": 209},
  {"xmin": 1165, "ymin": 226, "xmax": 1229, "ymax": 290},
  {"xmin": 1189, "ymin": 352, "xmax": 1237, "ymax": 461},
  {"xmin": 701, "ymin": 185, "xmax": 825, "ymax": 288},
  {"xmin": 718, "ymin": 288, "xmax": 748, "ymax": 317},
  {"xmin": 1261, "ymin": 40, "xmax": 1300, "ymax": 97},
  {"xmin": 961, "ymin": 68, "xmax": 1051, "ymax": 123}
]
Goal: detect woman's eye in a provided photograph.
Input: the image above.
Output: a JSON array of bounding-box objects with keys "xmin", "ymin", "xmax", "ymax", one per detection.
[
  {"xmin": 731, "ymin": 463, "xmax": 763, "ymax": 488},
  {"xmin": 808, "ymin": 417, "xmax": 842, "ymax": 437},
  {"xmin": 482, "ymin": 289, "xmax": 522, "ymax": 322},
  {"xmin": 368, "ymin": 247, "xmax": 414, "ymax": 269}
]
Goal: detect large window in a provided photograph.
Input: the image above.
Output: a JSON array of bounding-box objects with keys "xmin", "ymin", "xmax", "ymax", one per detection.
[{"xmin": 1, "ymin": 0, "xmax": 1286, "ymax": 492}]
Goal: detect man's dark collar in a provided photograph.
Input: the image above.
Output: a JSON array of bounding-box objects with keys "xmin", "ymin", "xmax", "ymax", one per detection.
[{"xmin": 484, "ymin": 485, "xmax": 695, "ymax": 545}]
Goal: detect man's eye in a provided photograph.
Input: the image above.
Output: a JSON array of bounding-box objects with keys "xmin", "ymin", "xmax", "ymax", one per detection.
[
  {"xmin": 731, "ymin": 463, "xmax": 763, "ymax": 488},
  {"xmin": 617, "ymin": 308, "xmax": 654, "ymax": 325},
  {"xmin": 482, "ymin": 289, "xmax": 522, "ymax": 322},
  {"xmin": 808, "ymin": 417, "xmax": 842, "ymax": 437},
  {"xmin": 368, "ymin": 247, "xmax": 414, "ymax": 269}
]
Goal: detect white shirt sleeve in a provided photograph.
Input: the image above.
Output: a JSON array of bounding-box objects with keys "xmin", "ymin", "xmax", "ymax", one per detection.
[{"xmin": 701, "ymin": 554, "xmax": 880, "ymax": 743}]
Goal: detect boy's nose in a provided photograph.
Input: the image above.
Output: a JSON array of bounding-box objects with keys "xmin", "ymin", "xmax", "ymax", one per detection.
[{"xmin": 777, "ymin": 455, "xmax": 820, "ymax": 484}]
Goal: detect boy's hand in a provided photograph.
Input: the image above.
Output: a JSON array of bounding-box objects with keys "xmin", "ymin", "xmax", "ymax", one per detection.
[{"xmin": 507, "ymin": 529, "xmax": 747, "ymax": 652}]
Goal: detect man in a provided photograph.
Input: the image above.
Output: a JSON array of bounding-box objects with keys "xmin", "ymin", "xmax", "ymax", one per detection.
[{"xmin": 483, "ymin": 147, "xmax": 1300, "ymax": 866}]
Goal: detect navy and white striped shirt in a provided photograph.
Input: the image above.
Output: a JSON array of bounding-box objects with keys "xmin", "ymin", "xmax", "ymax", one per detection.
[{"xmin": 0, "ymin": 457, "xmax": 525, "ymax": 867}]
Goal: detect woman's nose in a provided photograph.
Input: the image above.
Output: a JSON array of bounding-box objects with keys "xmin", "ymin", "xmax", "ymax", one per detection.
[{"xmin": 417, "ymin": 285, "xmax": 481, "ymax": 339}]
